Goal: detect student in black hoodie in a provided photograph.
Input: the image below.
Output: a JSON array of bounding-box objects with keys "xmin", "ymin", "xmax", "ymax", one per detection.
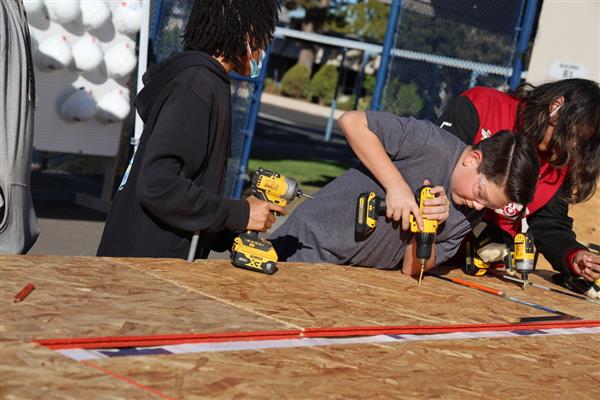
[{"xmin": 98, "ymin": 0, "xmax": 282, "ymax": 259}]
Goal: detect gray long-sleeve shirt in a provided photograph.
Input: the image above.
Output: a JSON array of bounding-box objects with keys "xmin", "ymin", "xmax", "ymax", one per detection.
[{"xmin": 269, "ymin": 112, "xmax": 481, "ymax": 268}]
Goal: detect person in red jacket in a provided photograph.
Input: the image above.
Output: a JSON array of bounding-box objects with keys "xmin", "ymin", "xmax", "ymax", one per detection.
[{"xmin": 437, "ymin": 79, "xmax": 600, "ymax": 298}]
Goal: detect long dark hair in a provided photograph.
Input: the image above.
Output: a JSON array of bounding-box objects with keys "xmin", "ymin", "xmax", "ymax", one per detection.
[
  {"xmin": 183, "ymin": 0, "xmax": 279, "ymax": 69},
  {"xmin": 476, "ymin": 130, "xmax": 540, "ymax": 208},
  {"xmin": 514, "ymin": 79, "xmax": 600, "ymax": 203}
]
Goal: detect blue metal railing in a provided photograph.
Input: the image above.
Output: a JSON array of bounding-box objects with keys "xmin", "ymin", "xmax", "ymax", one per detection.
[
  {"xmin": 371, "ymin": 0, "xmax": 403, "ymax": 111},
  {"xmin": 509, "ymin": 0, "xmax": 539, "ymax": 90}
]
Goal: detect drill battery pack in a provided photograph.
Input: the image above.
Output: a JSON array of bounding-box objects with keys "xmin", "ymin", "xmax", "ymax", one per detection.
[
  {"xmin": 355, "ymin": 192, "xmax": 387, "ymax": 238},
  {"xmin": 230, "ymin": 232, "xmax": 278, "ymax": 275}
]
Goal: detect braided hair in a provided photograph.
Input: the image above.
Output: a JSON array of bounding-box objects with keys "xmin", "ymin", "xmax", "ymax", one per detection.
[{"xmin": 183, "ymin": 0, "xmax": 279, "ymax": 69}]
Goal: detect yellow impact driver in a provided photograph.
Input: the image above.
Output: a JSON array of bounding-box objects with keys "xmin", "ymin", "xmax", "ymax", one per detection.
[
  {"xmin": 230, "ymin": 168, "xmax": 311, "ymax": 274},
  {"xmin": 409, "ymin": 185, "xmax": 438, "ymax": 286},
  {"xmin": 512, "ymin": 230, "xmax": 536, "ymax": 290}
]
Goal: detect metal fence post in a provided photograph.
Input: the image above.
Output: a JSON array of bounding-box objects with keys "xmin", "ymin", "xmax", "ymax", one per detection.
[
  {"xmin": 509, "ymin": 0, "xmax": 539, "ymax": 90},
  {"xmin": 371, "ymin": 0, "xmax": 403, "ymax": 111},
  {"xmin": 324, "ymin": 47, "xmax": 347, "ymax": 142}
]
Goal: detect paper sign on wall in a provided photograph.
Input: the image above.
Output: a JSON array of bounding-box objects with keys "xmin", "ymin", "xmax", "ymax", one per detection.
[{"xmin": 549, "ymin": 61, "xmax": 588, "ymax": 80}]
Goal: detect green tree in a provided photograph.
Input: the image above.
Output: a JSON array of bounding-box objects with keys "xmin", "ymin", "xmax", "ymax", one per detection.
[
  {"xmin": 280, "ymin": 64, "xmax": 311, "ymax": 99},
  {"xmin": 307, "ymin": 64, "xmax": 338, "ymax": 105},
  {"xmin": 325, "ymin": 1, "xmax": 390, "ymax": 43},
  {"xmin": 362, "ymin": 74, "xmax": 376, "ymax": 96},
  {"xmin": 382, "ymin": 80, "xmax": 423, "ymax": 117}
]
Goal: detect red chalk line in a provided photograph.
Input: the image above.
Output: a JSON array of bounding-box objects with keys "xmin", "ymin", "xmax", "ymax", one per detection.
[{"xmin": 35, "ymin": 319, "xmax": 600, "ymax": 350}]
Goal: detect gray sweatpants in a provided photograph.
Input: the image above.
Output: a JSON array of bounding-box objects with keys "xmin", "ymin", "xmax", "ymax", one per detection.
[{"xmin": 0, "ymin": 0, "xmax": 39, "ymax": 254}]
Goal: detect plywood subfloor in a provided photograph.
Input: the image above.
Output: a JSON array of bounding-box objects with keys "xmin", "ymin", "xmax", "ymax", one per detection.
[
  {"xmin": 94, "ymin": 333, "xmax": 600, "ymax": 400},
  {"xmin": 1, "ymin": 255, "xmax": 599, "ymax": 399},
  {"xmin": 0, "ymin": 341, "xmax": 157, "ymax": 400}
]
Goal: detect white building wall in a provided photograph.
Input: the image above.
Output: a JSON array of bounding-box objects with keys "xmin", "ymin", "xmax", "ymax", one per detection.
[{"xmin": 527, "ymin": 0, "xmax": 599, "ymax": 85}]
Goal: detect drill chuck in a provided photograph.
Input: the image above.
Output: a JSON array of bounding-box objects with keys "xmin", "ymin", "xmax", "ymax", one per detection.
[
  {"xmin": 415, "ymin": 232, "xmax": 435, "ymax": 261},
  {"xmin": 282, "ymin": 177, "xmax": 301, "ymax": 201}
]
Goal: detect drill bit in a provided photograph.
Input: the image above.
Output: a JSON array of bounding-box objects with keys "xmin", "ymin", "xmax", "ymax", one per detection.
[
  {"xmin": 296, "ymin": 188, "xmax": 313, "ymax": 200},
  {"xmin": 418, "ymin": 259, "xmax": 425, "ymax": 287}
]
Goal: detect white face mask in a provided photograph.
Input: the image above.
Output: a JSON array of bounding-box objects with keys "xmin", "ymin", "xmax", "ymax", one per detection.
[
  {"xmin": 550, "ymin": 103, "xmax": 563, "ymax": 118},
  {"xmin": 246, "ymin": 43, "xmax": 265, "ymax": 78}
]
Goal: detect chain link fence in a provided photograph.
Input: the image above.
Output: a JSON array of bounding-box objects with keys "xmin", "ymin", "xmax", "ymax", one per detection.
[
  {"xmin": 149, "ymin": 0, "xmax": 531, "ymax": 193},
  {"xmin": 379, "ymin": 0, "xmax": 526, "ymax": 120}
]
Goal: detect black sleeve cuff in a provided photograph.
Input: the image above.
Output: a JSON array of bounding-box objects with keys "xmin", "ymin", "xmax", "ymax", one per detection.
[{"xmin": 223, "ymin": 198, "xmax": 250, "ymax": 231}]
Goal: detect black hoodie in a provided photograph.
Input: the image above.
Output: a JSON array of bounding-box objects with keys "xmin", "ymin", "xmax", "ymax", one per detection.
[{"xmin": 97, "ymin": 51, "xmax": 249, "ymax": 259}]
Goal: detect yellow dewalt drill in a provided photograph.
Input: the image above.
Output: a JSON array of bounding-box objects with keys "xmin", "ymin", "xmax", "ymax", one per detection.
[
  {"xmin": 355, "ymin": 186, "xmax": 438, "ymax": 286},
  {"xmin": 409, "ymin": 186, "xmax": 438, "ymax": 286},
  {"xmin": 511, "ymin": 219, "xmax": 536, "ymax": 290},
  {"xmin": 230, "ymin": 168, "xmax": 311, "ymax": 274}
]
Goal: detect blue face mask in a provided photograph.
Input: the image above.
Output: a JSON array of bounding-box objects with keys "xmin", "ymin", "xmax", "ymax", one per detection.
[{"xmin": 248, "ymin": 44, "xmax": 266, "ymax": 78}]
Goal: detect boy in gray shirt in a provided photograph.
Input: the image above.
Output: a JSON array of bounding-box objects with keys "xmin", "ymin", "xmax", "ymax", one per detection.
[{"xmin": 269, "ymin": 111, "xmax": 540, "ymax": 277}]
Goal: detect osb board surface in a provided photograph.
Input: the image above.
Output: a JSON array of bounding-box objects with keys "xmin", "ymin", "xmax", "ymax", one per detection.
[
  {"xmin": 125, "ymin": 257, "xmax": 597, "ymax": 326},
  {"xmin": 0, "ymin": 341, "xmax": 157, "ymax": 400},
  {"xmin": 0, "ymin": 256, "xmax": 286, "ymax": 342},
  {"xmin": 1, "ymin": 255, "xmax": 598, "ymax": 338},
  {"xmin": 92, "ymin": 333, "xmax": 600, "ymax": 400},
  {"xmin": 1, "ymin": 255, "xmax": 599, "ymax": 399}
]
